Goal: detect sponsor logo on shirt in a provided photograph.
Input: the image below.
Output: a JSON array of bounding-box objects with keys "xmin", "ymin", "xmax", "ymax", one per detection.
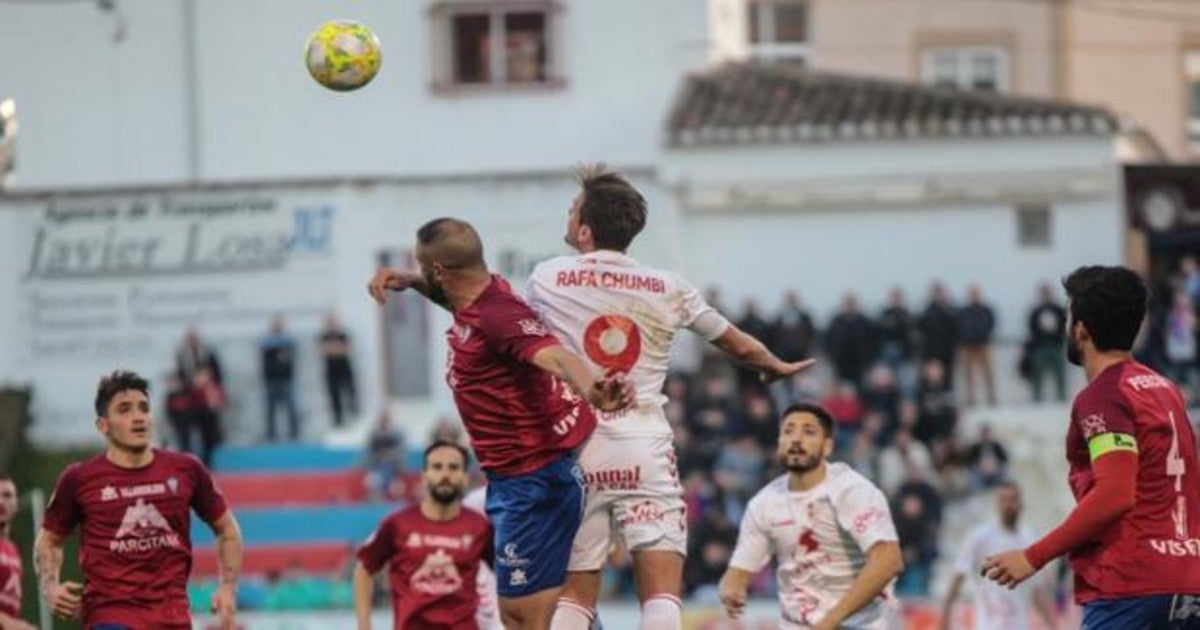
[
  {"xmin": 1150, "ymin": 538, "xmax": 1200, "ymax": 557},
  {"xmin": 852, "ymin": 508, "xmax": 888, "ymax": 536},
  {"xmin": 1080, "ymin": 414, "xmax": 1107, "ymax": 439},
  {"xmin": 103, "ymin": 482, "xmax": 169, "ymax": 502},
  {"xmin": 405, "ymin": 532, "xmax": 476, "ymax": 550},
  {"xmin": 584, "ymin": 465, "xmax": 641, "ymax": 492},
  {"xmin": 551, "ymin": 407, "xmax": 581, "ymax": 437},
  {"xmin": 409, "ymin": 548, "xmax": 464, "ymax": 596},
  {"xmin": 109, "ymin": 499, "xmax": 181, "ymax": 554},
  {"xmin": 617, "ymin": 500, "xmax": 664, "ymax": 528}
]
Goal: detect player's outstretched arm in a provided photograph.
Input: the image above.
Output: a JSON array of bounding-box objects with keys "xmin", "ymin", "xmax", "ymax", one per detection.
[
  {"xmin": 353, "ymin": 561, "xmax": 376, "ymax": 630},
  {"xmin": 718, "ymin": 567, "xmax": 754, "ymax": 619},
  {"xmin": 530, "ymin": 345, "xmax": 635, "ymax": 412},
  {"xmin": 710, "ymin": 326, "xmax": 816, "ymax": 383},
  {"xmin": 208, "ymin": 511, "xmax": 243, "ymax": 630},
  {"xmin": 937, "ymin": 573, "xmax": 966, "ymax": 630},
  {"xmin": 34, "ymin": 528, "xmax": 81, "ymax": 620},
  {"xmin": 367, "ymin": 268, "xmax": 449, "ymax": 310},
  {"xmin": 815, "ymin": 540, "xmax": 904, "ymax": 630}
]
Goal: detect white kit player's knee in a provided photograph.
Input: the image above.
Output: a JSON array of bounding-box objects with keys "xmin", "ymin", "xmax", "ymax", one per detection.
[
  {"xmin": 551, "ymin": 597, "xmax": 596, "ymax": 630},
  {"xmin": 639, "ymin": 594, "xmax": 682, "ymax": 630}
]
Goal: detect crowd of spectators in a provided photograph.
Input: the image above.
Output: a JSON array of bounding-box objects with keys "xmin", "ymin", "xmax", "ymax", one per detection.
[{"xmin": 186, "ymin": 264, "xmax": 1200, "ymax": 610}]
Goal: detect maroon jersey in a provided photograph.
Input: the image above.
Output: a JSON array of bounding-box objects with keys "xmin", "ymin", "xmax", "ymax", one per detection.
[
  {"xmin": 1066, "ymin": 360, "xmax": 1200, "ymax": 602},
  {"xmin": 357, "ymin": 504, "xmax": 493, "ymax": 630},
  {"xmin": 0, "ymin": 538, "xmax": 21, "ymax": 619},
  {"xmin": 447, "ymin": 275, "xmax": 596, "ymax": 475},
  {"xmin": 42, "ymin": 449, "xmax": 228, "ymax": 629}
]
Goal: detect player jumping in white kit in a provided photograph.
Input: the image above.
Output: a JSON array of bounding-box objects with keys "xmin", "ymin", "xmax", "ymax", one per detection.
[{"xmin": 526, "ymin": 165, "xmax": 814, "ymax": 630}]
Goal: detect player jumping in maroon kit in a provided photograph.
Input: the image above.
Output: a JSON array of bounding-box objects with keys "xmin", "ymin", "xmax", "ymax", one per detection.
[
  {"xmin": 34, "ymin": 370, "xmax": 244, "ymax": 630},
  {"xmin": 0, "ymin": 474, "xmax": 35, "ymax": 630},
  {"xmin": 354, "ymin": 440, "xmax": 493, "ymax": 630},
  {"xmin": 983, "ymin": 266, "xmax": 1200, "ymax": 628}
]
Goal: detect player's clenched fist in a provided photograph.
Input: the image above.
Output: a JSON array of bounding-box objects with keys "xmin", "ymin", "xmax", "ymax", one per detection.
[
  {"xmin": 718, "ymin": 573, "xmax": 748, "ymax": 619},
  {"xmin": 587, "ymin": 373, "xmax": 635, "ymax": 413},
  {"xmin": 368, "ymin": 268, "xmax": 422, "ymax": 305},
  {"xmin": 44, "ymin": 580, "xmax": 83, "ymax": 619}
]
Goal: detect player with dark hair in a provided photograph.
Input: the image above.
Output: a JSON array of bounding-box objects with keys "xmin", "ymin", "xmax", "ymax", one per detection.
[
  {"xmin": 983, "ymin": 265, "xmax": 1200, "ymax": 628},
  {"xmin": 719, "ymin": 403, "xmax": 903, "ymax": 630},
  {"xmin": 368, "ymin": 218, "xmax": 633, "ymax": 629},
  {"xmin": 354, "ymin": 440, "xmax": 493, "ymax": 630},
  {"xmin": 525, "ymin": 164, "xmax": 813, "ymax": 630},
  {"xmin": 34, "ymin": 370, "xmax": 243, "ymax": 630}
]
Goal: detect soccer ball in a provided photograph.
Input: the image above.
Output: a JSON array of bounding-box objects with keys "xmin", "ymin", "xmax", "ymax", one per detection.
[{"xmin": 304, "ymin": 20, "xmax": 382, "ymax": 91}]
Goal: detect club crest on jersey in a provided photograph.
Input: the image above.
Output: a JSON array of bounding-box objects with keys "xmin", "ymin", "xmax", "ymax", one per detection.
[
  {"xmin": 1081, "ymin": 414, "xmax": 1107, "ymax": 439},
  {"xmin": 518, "ymin": 318, "xmax": 548, "ymax": 337},
  {"xmin": 167, "ymin": 477, "xmax": 179, "ymax": 494}
]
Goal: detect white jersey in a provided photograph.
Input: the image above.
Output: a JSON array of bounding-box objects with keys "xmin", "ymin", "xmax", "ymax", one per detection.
[
  {"xmin": 730, "ymin": 463, "xmax": 899, "ymax": 629},
  {"xmin": 462, "ymin": 486, "xmax": 502, "ymax": 630},
  {"xmin": 526, "ymin": 250, "xmax": 729, "ymax": 438},
  {"xmin": 953, "ymin": 521, "xmax": 1040, "ymax": 630}
]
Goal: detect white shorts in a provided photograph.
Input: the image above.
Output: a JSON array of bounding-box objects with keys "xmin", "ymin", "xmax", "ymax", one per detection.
[{"xmin": 568, "ymin": 430, "xmax": 686, "ymax": 571}]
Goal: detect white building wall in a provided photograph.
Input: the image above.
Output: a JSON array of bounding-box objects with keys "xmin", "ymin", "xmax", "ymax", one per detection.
[
  {"xmin": 0, "ymin": 171, "xmax": 675, "ymax": 447},
  {"xmin": 663, "ymin": 136, "xmax": 1122, "ymax": 336},
  {"xmin": 680, "ymin": 198, "xmax": 1122, "ymax": 336},
  {"xmin": 0, "ymin": 0, "xmax": 708, "ymax": 189}
]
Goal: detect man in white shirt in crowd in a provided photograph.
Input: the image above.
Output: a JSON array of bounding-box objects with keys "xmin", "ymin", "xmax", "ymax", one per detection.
[
  {"xmin": 940, "ymin": 481, "xmax": 1058, "ymax": 630},
  {"xmin": 719, "ymin": 403, "xmax": 904, "ymax": 630}
]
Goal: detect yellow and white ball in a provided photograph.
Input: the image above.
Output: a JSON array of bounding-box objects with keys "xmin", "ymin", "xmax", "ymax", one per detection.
[{"xmin": 304, "ymin": 20, "xmax": 382, "ymax": 92}]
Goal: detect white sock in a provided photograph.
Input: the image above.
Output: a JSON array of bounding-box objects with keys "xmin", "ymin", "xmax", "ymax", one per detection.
[
  {"xmin": 639, "ymin": 594, "xmax": 682, "ymax": 630},
  {"xmin": 551, "ymin": 597, "xmax": 595, "ymax": 630}
]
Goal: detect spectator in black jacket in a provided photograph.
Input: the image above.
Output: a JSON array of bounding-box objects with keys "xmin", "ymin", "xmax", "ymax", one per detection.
[
  {"xmin": 958, "ymin": 284, "xmax": 997, "ymax": 406},
  {"xmin": 319, "ymin": 313, "xmax": 358, "ymax": 427},
  {"xmin": 772, "ymin": 291, "xmax": 817, "ymax": 363},
  {"xmin": 1026, "ymin": 283, "xmax": 1067, "ymax": 402},
  {"xmin": 877, "ymin": 287, "xmax": 917, "ymax": 377},
  {"xmin": 918, "ymin": 283, "xmax": 959, "ymax": 385},
  {"xmin": 735, "ymin": 298, "xmax": 773, "ymax": 395},
  {"xmin": 261, "ymin": 315, "xmax": 301, "ymax": 441},
  {"xmin": 964, "ymin": 424, "xmax": 1009, "ymax": 490},
  {"xmin": 825, "ymin": 292, "xmax": 876, "ymax": 387},
  {"xmin": 175, "ymin": 327, "xmax": 222, "ymax": 386}
]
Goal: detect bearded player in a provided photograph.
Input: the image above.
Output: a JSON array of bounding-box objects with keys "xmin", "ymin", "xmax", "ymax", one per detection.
[
  {"xmin": 983, "ymin": 266, "xmax": 1200, "ymax": 628},
  {"xmin": 368, "ymin": 218, "xmax": 633, "ymax": 629},
  {"xmin": 719, "ymin": 404, "xmax": 903, "ymax": 629},
  {"xmin": 525, "ymin": 165, "xmax": 814, "ymax": 629}
]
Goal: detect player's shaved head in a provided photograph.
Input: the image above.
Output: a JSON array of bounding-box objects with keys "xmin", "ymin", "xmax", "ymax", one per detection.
[{"xmin": 415, "ymin": 218, "xmax": 486, "ymax": 271}]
